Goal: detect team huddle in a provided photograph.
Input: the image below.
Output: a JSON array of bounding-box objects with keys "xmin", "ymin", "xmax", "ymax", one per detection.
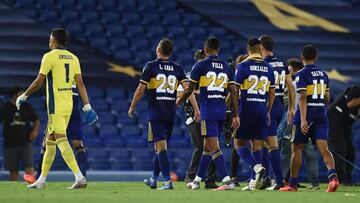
[{"xmin": 15, "ymin": 27, "xmax": 339, "ymax": 192}]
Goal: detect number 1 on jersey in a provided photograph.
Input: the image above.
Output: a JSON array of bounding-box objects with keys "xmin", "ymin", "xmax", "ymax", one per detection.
[{"xmin": 64, "ymin": 63, "xmax": 70, "ymax": 83}]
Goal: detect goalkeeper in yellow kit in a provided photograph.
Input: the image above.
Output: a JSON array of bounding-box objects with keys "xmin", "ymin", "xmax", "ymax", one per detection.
[{"xmin": 16, "ymin": 28, "xmax": 98, "ymax": 189}]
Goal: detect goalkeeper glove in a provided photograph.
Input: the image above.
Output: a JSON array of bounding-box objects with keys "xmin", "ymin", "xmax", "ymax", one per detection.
[
  {"xmin": 16, "ymin": 94, "xmax": 28, "ymax": 110},
  {"xmin": 82, "ymin": 104, "xmax": 98, "ymax": 125}
]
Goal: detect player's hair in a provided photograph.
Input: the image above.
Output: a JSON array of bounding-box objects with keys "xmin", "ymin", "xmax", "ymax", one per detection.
[
  {"xmin": 51, "ymin": 28, "xmax": 69, "ymax": 47},
  {"xmin": 259, "ymin": 35, "xmax": 274, "ymax": 51},
  {"xmin": 205, "ymin": 36, "xmax": 220, "ymax": 50},
  {"xmin": 10, "ymin": 86, "xmax": 23, "ymax": 97},
  {"xmin": 158, "ymin": 38, "xmax": 173, "ymax": 56},
  {"xmin": 302, "ymin": 45, "xmax": 318, "ymax": 60},
  {"xmin": 235, "ymin": 54, "xmax": 248, "ymax": 64},
  {"xmin": 287, "ymin": 58, "xmax": 303, "ymax": 72},
  {"xmin": 194, "ymin": 49, "xmax": 205, "ymax": 62},
  {"xmin": 247, "ymin": 38, "xmax": 261, "ymax": 53}
]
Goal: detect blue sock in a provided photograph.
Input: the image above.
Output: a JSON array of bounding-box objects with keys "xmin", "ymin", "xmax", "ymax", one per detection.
[
  {"xmin": 327, "ymin": 169, "xmax": 337, "ymax": 181},
  {"xmin": 196, "ymin": 152, "xmax": 212, "ymax": 179},
  {"xmin": 237, "ymin": 147, "xmax": 259, "ymax": 180},
  {"xmin": 261, "ymin": 147, "xmax": 270, "ymax": 178},
  {"xmin": 152, "ymin": 154, "xmax": 160, "ymax": 180},
  {"xmin": 289, "ymin": 177, "xmax": 298, "ymax": 188},
  {"xmin": 158, "ymin": 150, "xmax": 170, "ymax": 181},
  {"xmin": 252, "ymin": 150, "xmax": 263, "ymax": 165},
  {"xmin": 212, "ymin": 150, "xmax": 229, "ymax": 180},
  {"xmin": 269, "ymin": 149, "xmax": 284, "ymax": 185},
  {"xmin": 75, "ymin": 147, "xmax": 88, "ymax": 177},
  {"xmin": 36, "ymin": 146, "xmax": 46, "ymax": 179}
]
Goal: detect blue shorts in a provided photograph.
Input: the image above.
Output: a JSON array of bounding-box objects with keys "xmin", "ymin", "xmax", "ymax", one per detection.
[
  {"xmin": 147, "ymin": 121, "xmax": 174, "ymax": 142},
  {"xmin": 235, "ymin": 123, "xmax": 267, "ymax": 140},
  {"xmin": 200, "ymin": 120, "xmax": 224, "ymax": 137},
  {"xmin": 268, "ymin": 115, "xmax": 283, "ymax": 136},
  {"xmin": 291, "ymin": 121, "xmax": 329, "ymax": 144},
  {"xmin": 66, "ymin": 108, "xmax": 84, "ymax": 141}
]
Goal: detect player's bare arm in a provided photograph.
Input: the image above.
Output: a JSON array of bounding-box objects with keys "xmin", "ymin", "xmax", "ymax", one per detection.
[
  {"xmin": 347, "ymin": 97, "xmax": 360, "ymax": 108},
  {"xmin": 176, "ymin": 81, "xmax": 196, "ymax": 106},
  {"xmin": 267, "ymin": 87, "xmax": 276, "ymax": 125},
  {"xmin": 181, "ymin": 81, "xmax": 200, "ymax": 122},
  {"xmin": 228, "ymin": 83, "xmax": 240, "ymax": 129},
  {"xmin": 128, "ymin": 83, "xmax": 147, "ymax": 118},
  {"xmin": 298, "ymin": 91, "xmax": 309, "ymax": 134},
  {"xmin": 324, "ymin": 91, "xmax": 331, "ymax": 104},
  {"xmin": 285, "ymin": 75, "xmax": 296, "ymax": 123},
  {"xmin": 16, "ymin": 74, "xmax": 46, "ymax": 110}
]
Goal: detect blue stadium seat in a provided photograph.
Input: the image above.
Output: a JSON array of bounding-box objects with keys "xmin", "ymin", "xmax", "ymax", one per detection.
[
  {"xmin": 101, "ymin": 12, "xmax": 120, "ymax": 24},
  {"xmin": 126, "ymin": 139, "xmax": 147, "ymax": 148},
  {"xmin": 106, "ymin": 88, "xmax": 126, "ymax": 99},
  {"xmin": 121, "ymin": 12, "xmax": 141, "ymax": 24},
  {"xmin": 182, "ymin": 13, "xmax": 202, "ymax": 25},
  {"xmin": 38, "ymin": 10, "xmax": 58, "ymax": 22},
  {"xmin": 80, "ymin": 11, "xmax": 100, "ymax": 23},
  {"xmin": 117, "ymin": 0, "xmax": 137, "ymax": 11},
  {"xmin": 56, "ymin": 0, "xmax": 76, "ymax": 9},
  {"xmin": 167, "ymin": 27, "xmax": 186, "ymax": 39},
  {"xmin": 35, "ymin": 0, "xmax": 56, "ymax": 8},
  {"xmin": 131, "ymin": 149, "xmax": 152, "ymax": 160},
  {"xmin": 106, "ymin": 25, "xmax": 125, "ymax": 37},
  {"xmin": 132, "ymin": 161, "xmax": 152, "ymax": 170},
  {"xmin": 130, "ymin": 39, "xmax": 149, "ymax": 50},
  {"xmin": 87, "ymin": 148, "xmax": 109, "ymax": 160},
  {"xmin": 142, "ymin": 12, "xmax": 161, "ymax": 24},
  {"xmin": 87, "ymin": 87, "xmax": 105, "ymax": 99},
  {"xmin": 14, "ymin": 0, "xmax": 34, "ymax": 8},
  {"xmin": 66, "ymin": 24, "xmax": 83, "ymax": 36},
  {"xmin": 77, "ymin": 0, "xmax": 97, "ymax": 9},
  {"xmin": 60, "ymin": 11, "xmax": 79, "ymax": 23},
  {"xmin": 92, "ymin": 98, "xmax": 109, "ymax": 111},
  {"xmin": 158, "ymin": 1, "xmax": 177, "ymax": 11},
  {"xmin": 187, "ymin": 27, "xmax": 206, "ymax": 39},
  {"xmin": 104, "ymin": 138, "xmax": 125, "ymax": 147},
  {"xmin": 88, "ymin": 160, "xmax": 110, "ymax": 170},
  {"xmin": 169, "ymin": 139, "xmax": 190, "ymax": 148},
  {"xmin": 173, "ymin": 149, "xmax": 193, "ymax": 160},
  {"xmin": 109, "ymin": 160, "xmax": 132, "ymax": 170},
  {"xmin": 113, "ymin": 51, "xmax": 133, "ymax": 63},
  {"xmin": 161, "ymin": 13, "xmax": 182, "ymax": 25},
  {"xmin": 90, "ymin": 37, "xmax": 108, "ymax": 48},
  {"xmin": 84, "ymin": 24, "xmax": 103, "ymax": 36},
  {"xmin": 138, "ymin": 0, "xmax": 157, "ymax": 12},
  {"xmin": 84, "ymin": 138, "xmax": 103, "ymax": 147},
  {"xmin": 121, "ymin": 125, "xmax": 141, "ymax": 137},
  {"xmin": 83, "ymin": 125, "xmax": 98, "ymax": 136},
  {"xmin": 111, "ymin": 99, "xmax": 129, "ymax": 112},
  {"xmin": 146, "ymin": 26, "xmax": 165, "ymax": 38},
  {"xmin": 98, "ymin": 0, "xmax": 117, "ymax": 11},
  {"xmin": 100, "ymin": 124, "xmax": 119, "ymax": 136},
  {"xmin": 126, "ymin": 26, "xmax": 145, "ymax": 38}
]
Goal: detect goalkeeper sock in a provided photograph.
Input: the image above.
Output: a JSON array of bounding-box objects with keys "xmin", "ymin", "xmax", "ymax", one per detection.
[
  {"xmin": 36, "ymin": 146, "xmax": 46, "ymax": 179},
  {"xmin": 75, "ymin": 146, "xmax": 88, "ymax": 177},
  {"xmin": 158, "ymin": 150, "xmax": 170, "ymax": 181},
  {"xmin": 152, "ymin": 153, "xmax": 160, "ymax": 180},
  {"xmin": 261, "ymin": 147, "xmax": 270, "ymax": 178},
  {"xmin": 56, "ymin": 137, "xmax": 83, "ymax": 180},
  {"xmin": 269, "ymin": 149, "xmax": 284, "ymax": 185},
  {"xmin": 195, "ymin": 151, "xmax": 212, "ymax": 181},
  {"xmin": 212, "ymin": 150, "xmax": 229, "ymax": 180},
  {"xmin": 40, "ymin": 139, "xmax": 56, "ymax": 178}
]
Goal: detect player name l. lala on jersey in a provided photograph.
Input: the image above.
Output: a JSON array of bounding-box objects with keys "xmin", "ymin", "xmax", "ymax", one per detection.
[{"xmin": 159, "ymin": 64, "xmax": 174, "ymax": 71}]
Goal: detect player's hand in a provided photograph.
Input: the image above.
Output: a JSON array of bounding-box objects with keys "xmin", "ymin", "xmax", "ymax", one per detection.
[
  {"xmin": 231, "ymin": 116, "xmax": 240, "ymax": 129},
  {"xmin": 175, "ymin": 98, "xmax": 181, "ymax": 107},
  {"xmin": 287, "ymin": 108, "xmax": 295, "ymax": 124},
  {"xmin": 16, "ymin": 94, "xmax": 28, "ymax": 110},
  {"xmin": 82, "ymin": 104, "xmax": 98, "ymax": 125},
  {"xmin": 300, "ymin": 120, "xmax": 309, "ymax": 134},
  {"xmin": 194, "ymin": 109, "xmax": 200, "ymax": 123},
  {"xmin": 267, "ymin": 113, "xmax": 271, "ymax": 126},
  {"xmin": 128, "ymin": 106, "xmax": 135, "ymax": 118}
]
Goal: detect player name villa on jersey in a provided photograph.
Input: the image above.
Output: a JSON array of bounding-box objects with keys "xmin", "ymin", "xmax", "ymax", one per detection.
[
  {"xmin": 250, "ymin": 65, "xmax": 268, "ymax": 72},
  {"xmin": 212, "ymin": 62, "xmax": 223, "ymax": 69}
]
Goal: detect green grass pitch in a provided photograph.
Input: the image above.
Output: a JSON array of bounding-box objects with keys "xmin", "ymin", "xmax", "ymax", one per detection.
[{"xmin": 0, "ymin": 182, "xmax": 359, "ymax": 203}]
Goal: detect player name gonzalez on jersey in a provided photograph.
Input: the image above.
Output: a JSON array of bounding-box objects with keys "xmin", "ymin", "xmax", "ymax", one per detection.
[
  {"xmin": 280, "ymin": 45, "xmax": 339, "ymax": 192},
  {"xmin": 176, "ymin": 36, "xmax": 240, "ymax": 191}
]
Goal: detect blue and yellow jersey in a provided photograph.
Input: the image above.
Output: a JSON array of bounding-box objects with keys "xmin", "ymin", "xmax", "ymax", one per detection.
[
  {"xmin": 39, "ymin": 49, "xmax": 81, "ymax": 115},
  {"xmin": 264, "ymin": 55, "xmax": 290, "ymax": 118},
  {"xmin": 294, "ymin": 64, "xmax": 329, "ymax": 123},
  {"xmin": 140, "ymin": 58, "xmax": 187, "ymax": 121},
  {"xmin": 235, "ymin": 54, "xmax": 275, "ymax": 125},
  {"xmin": 190, "ymin": 55, "xmax": 235, "ymax": 120}
]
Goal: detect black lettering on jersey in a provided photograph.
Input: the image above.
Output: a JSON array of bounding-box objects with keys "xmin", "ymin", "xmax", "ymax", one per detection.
[
  {"xmin": 159, "ymin": 64, "xmax": 174, "ymax": 71},
  {"xmin": 58, "ymin": 54, "xmax": 73, "ymax": 60},
  {"xmin": 212, "ymin": 62, "xmax": 223, "ymax": 69},
  {"xmin": 311, "ymin": 71, "xmax": 324, "ymax": 77}
]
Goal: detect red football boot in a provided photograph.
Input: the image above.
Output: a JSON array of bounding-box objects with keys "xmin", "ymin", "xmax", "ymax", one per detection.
[
  {"xmin": 326, "ymin": 179, "xmax": 340, "ymax": 192},
  {"xmin": 279, "ymin": 185, "xmax": 298, "ymax": 192},
  {"xmin": 23, "ymin": 174, "xmax": 36, "ymax": 184}
]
